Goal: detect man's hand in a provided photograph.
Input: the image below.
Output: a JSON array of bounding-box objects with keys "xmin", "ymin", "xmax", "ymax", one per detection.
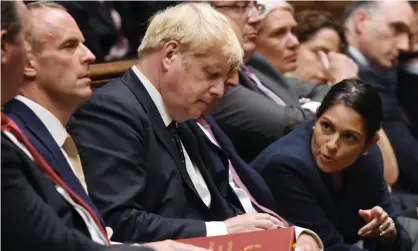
[
  {"xmin": 295, "ymin": 233, "xmax": 321, "ymax": 251},
  {"xmin": 143, "ymin": 240, "xmax": 209, "ymax": 251},
  {"xmin": 224, "ymin": 213, "xmax": 284, "ymax": 234},
  {"xmin": 320, "ymin": 51, "xmax": 358, "ymax": 85}
]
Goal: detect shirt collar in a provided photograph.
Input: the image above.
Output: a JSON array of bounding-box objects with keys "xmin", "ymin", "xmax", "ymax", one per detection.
[
  {"xmin": 131, "ymin": 66, "xmax": 173, "ymax": 127},
  {"xmin": 348, "ymin": 46, "xmax": 370, "ymax": 67},
  {"xmin": 15, "ymin": 95, "xmax": 68, "ymax": 147}
]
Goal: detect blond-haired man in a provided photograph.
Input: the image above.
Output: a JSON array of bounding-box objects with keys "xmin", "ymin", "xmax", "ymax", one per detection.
[
  {"xmin": 2, "ymin": 2, "xmax": 211, "ymax": 251},
  {"xmin": 68, "ymin": 2, "xmax": 282, "ymax": 243}
]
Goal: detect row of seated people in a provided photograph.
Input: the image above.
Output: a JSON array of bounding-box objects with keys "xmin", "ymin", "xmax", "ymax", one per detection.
[
  {"xmin": 91, "ymin": 0, "xmax": 418, "ymax": 219},
  {"xmin": 1, "ymin": 1, "xmax": 418, "ymax": 251}
]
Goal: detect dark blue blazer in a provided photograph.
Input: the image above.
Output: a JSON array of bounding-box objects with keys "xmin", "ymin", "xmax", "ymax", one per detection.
[
  {"xmin": 252, "ymin": 121, "xmax": 412, "ymax": 251},
  {"xmin": 397, "ymin": 68, "xmax": 418, "ymax": 138},
  {"xmin": 4, "ymin": 99, "xmax": 103, "ymax": 222},
  {"xmin": 186, "ymin": 116, "xmax": 277, "ymax": 212},
  {"xmin": 348, "ymin": 52, "xmax": 418, "ymax": 193},
  {"xmin": 1, "ymin": 133, "xmax": 153, "ymax": 251}
]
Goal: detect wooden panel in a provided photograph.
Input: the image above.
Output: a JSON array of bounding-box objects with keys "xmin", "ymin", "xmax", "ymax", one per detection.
[
  {"xmin": 288, "ymin": 1, "xmax": 350, "ymax": 17},
  {"xmin": 90, "ymin": 59, "xmax": 137, "ymax": 88}
]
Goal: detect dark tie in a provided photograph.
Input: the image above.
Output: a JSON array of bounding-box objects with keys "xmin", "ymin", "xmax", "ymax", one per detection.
[
  {"xmin": 197, "ymin": 118, "xmax": 289, "ymax": 227},
  {"xmin": 167, "ymin": 121, "xmax": 185, "ymax": 163},
  {"xmin": 1, "ymin": 113, "xmax": 109, "ymax": 243}
]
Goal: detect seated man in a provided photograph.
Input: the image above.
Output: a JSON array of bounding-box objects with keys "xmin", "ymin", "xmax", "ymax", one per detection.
[
  {"xmin": 1, "ymin": 1, "xmax": 207, "ymax": 251},
  {"xmin": 209, "ymin": 1, "xmax": 357, "ymax": 162},
  {"xmin": 68, "ymin": 2, "xmax": 281, "ymax": 244},
  {"xmin": 397, "ymin": 5, "xmax": 418, "ymax": 139},
  {"xmin": 1, "ymin": 2, "xmax": 206, "ymax": 251},
  {"xmin": 343, "ymin": 0, "xmax": 418, "ymax": 195}
]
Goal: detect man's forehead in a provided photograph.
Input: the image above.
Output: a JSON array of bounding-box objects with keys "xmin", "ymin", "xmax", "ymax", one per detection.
[
  {"xmin": 31, "ymin": 8, "xmax": 83, "ymax": 42},
  {"xmin": 265, "ymin": 9, "xmax": 296, "ymax": 29},
  {"xmin": 380, "ymin": 1, "xmax": 414, "ymax": 26}
]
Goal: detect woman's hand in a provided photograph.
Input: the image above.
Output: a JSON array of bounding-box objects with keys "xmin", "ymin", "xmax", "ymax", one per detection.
[{"xmin": 358, "ymin": 206, "xmax": 397, "ymax": 242}]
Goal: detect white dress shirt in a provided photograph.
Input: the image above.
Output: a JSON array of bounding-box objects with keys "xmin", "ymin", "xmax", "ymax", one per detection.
[
  {"xmin": 348, "ymin": 46, "xmax": 370, "ymax": 67},
  {"xmin": 131, "ymin": 66, "xmax": 227, "ymax": 236},
  {"xmin": 197, "ymin": 123, "xmax": 324, "ymax": 250}
]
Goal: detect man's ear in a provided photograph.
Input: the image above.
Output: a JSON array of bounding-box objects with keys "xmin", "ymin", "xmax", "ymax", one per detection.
[
  {"xmin": 23, "ymin": 41, "xmax": 36, "ymax": 78},
  {"xmin": 161, "ymin": 40, "xmax": 179, "ymax": 71},
  {"xmin": 1, "ymin": 30, "xmax": 10, "ymax": 65},
  {"xmin": 353, "ymin": 10, "xmax": 370, "ymax": 35},
  {"xmin": 363, "ymin": 132, "xmax": 380, "ymax": 155}
]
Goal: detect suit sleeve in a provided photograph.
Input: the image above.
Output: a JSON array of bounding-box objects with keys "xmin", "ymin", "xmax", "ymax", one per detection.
[
  {"xmin": 1, "ymin": 139, "xmax": 151, "ymax": 251},
  {"xmin": 283, "ymin": 76, "xmax": 330, "ymax": 101},
  {"xmin": 256, "ymin": 154, "xmax": 368, "ymax": 251},
  {"xmin": 256, "ymin": 150, "xmax": 411, "ymax": 251},
  {"xmin": 68, "ymin": 90, "xmax": 206, "ymax": 243},
  {"xmin": 382, "ymin": 113, "xmax": 418, "ymax": 193},
  {"xmin": 211, "ymin": 85, "xmax": 315, "ymax": 159},
  {"xmin": 361, "ymin": 149, "xmax": 412, "ymax": 251}
]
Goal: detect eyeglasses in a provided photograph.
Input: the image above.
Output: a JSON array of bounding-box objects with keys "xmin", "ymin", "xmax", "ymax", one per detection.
[{"xmin": 213, "ymin": 1, "xmax": 266, "ymax": 18}]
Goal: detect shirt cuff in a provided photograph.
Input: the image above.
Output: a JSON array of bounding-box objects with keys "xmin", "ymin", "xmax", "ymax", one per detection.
[
  {"xmin": 302, "ymin": 101, "xmax": 321, "ymax": 113},
  {"xmin": 205, "ymin": 221, "xmax": 228, "ymax": 237},
  {"xmin": 294, "ymin": 226, "xmax": 324, "ymax": 251}
]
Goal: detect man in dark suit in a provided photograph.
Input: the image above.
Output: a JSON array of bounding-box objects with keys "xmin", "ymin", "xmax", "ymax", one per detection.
[
  {"xmin": 397, "ymin": 64, "xmax": 418, "ymax": 139},
  {"xmin": 1, "ymin": 2, "xmax": 207, "ymax": 251},
  {"xmin": 191, "ymin": 116, "xmax": 323, "ymax": 250},
  {"xmin": 68, "ymin": 2, "xmax": 281, "ymax": 244},
  {"xmin": 209, "ymin": 1, "xmax": 357, "ymax": 162},
  {"xmin": 343, "ymin": 1, "xmax": 418, "ymax": 196}
]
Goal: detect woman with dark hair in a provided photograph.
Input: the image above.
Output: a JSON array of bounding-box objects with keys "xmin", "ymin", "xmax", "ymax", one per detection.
[
  {"xmin": 291, "ymin": 10, "xmax": 349, "ymax": 85},
  {"xmin": 252, "ymin": 79, "xmax": 412, "ymax": 251}
]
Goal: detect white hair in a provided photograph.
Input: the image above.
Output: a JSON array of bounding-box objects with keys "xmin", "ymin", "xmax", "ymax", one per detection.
[{"xmin": 257, "ymin": 0, "xmax": 294, "ymax": 19}]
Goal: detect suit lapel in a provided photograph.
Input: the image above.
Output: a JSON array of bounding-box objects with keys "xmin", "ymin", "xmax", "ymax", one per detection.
[
  {"xmin": 247, "ymin": 53, "xmax": 300, "ymax": 105},
  {"xmin": 121, "ymin": 70, "xmax": 201, "ymax": 198},
  {"xmin": 179, "ymin": 122, "xmax": 237, "ymax": 219},
  {"xmin": 3, "ymin": 99, "xmax": 104, "ymax": 222},
  {"xmin": 248, "ymin": 66, "xmax": 298, "ymax": 105},
  {"xmin": 4, "ymin": 100, "xmax": 69, "ymax": 177},
  {"xmin": 188, "ymin": 120, "xmax": 230, "ymax": 196}
]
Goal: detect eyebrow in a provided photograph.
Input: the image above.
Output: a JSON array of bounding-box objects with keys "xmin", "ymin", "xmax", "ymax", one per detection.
[
  {"xmin": 321, "ymin": 117, "xmax": 362, "ymax": 137},
  {"xmin": 390, "ymin": 21, "xmax": 411, "ymax": 35},
  {"xmin": 59, "ymin": 37, "xmax": 83, "ymax": 48},
  {"xmin": 312, "ymin": 45, "xmax": 331, "ymax": 53}
]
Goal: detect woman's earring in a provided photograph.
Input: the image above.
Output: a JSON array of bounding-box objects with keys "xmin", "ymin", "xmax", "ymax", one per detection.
[
  {"xmin": 312, "ymin": 126, "xmax": 315, "ymax": 130},
  {"xmin": 363, "ymin": 152, "xmax": 369, "ymax": 156}
]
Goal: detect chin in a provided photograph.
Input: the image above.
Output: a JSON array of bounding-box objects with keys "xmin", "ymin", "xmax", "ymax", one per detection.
[
  {"xmin": 285, "ymin": 63, "xmax": 297, "ymax": 73},
  {"xmin": 79, "ymin": 89, "xmax": 93, "ymax": 101}
]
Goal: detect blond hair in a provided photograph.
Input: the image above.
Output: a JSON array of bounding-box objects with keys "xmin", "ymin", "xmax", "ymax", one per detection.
[{"xmin": 138, "ymin": 2, "xmax": 243, "ymax": 71}]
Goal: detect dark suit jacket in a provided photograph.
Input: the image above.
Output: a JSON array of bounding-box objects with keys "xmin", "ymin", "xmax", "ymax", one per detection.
[
  {"xmin": 4, "ymin": 99, "xmax": 102, "ymax": 220},
  {"xmin": 348, "ymin": 52, "xmax": 418, "ymax": 193},
  {"xmin": 397, "ymin": 67, "xmax": 418, "ymax": 138},
  {"xmin": 211, "ymin": 53, "xmax": 329, "ymax": 162},
  {"xmin": 252, "ymin": 121, "xmax": 412, "ymax": 251},
  {"xmin": 186, "ymin": 116, "xmax": 277, "ymax": 212},
  {"xmin": 1, "ymin": 133, "xmax": 152, "ymax": 251},
  {"xmin": 67, "ymin": 69, "xmax": 240, "ymax": 243}
]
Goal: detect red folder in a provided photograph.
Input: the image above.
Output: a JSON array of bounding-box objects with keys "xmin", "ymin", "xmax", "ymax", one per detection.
[{"xmin": 177, "ymin": 227, "xmax": 295, "ymax": 251}]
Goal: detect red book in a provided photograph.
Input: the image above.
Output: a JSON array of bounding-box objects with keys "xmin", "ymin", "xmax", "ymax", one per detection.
[{"xmin": 177, "ymin": 227, "xmax": 295, "ymax": 251}]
